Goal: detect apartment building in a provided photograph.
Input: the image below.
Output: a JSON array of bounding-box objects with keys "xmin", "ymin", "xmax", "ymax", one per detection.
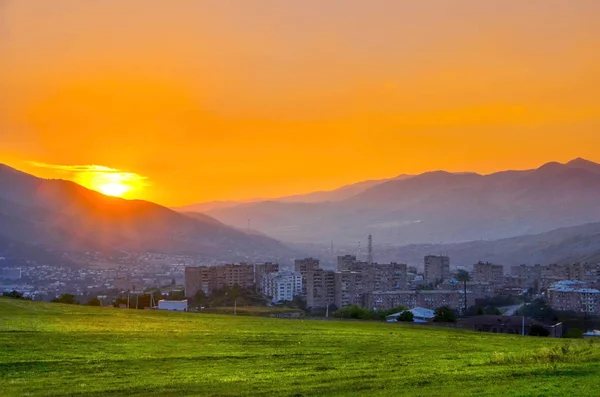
[
  {"xmin": 185, "ymin": 263, "xmax": 260, "ymax": 298},
  {"xmin": 254, "ymin": 262, "xmax": 280, "ymax": 290},
  {"xmin": 184, "ymin": 266, "xmax": 213, "ymax": 297},
  {"xmin": 472, "ymin": 262, "xmax": 504, "ymax": 284},
  {"xmin": 547, "ymin": 280, "xmax": 600, "ymax": 315},
  {"xmin": 295, "ymin": 258, "xmax": 321, "ymax": 296},
  {"xmin": 365, "ymin": 289, "xmax": 473, "ymax": 313},
  {"xmin": 424, "ymin": 255, "xmax": 450, "ymax": 285},
  {"xmin": 510, "ymin": 263, "xmax": 600, "ymax": 290},
  {"xmin": 334, "ymin": 271, "xmax": 365, "ymax": 308},
  {"xmin": 306, "ymin": 269, "xmax": 336, "ymax": 309},
  {"xmin": 262, "ymin": 271, "xmax": 302, "ymax": 303},
  {"xmin": 337, "ymin": 255, "xmax": 357, "ymax": 272}
]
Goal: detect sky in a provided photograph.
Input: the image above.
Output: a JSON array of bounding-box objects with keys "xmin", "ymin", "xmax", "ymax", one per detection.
[{"xmin": 1, "ymin": 0, "xmax": 599, "ymax": 206}]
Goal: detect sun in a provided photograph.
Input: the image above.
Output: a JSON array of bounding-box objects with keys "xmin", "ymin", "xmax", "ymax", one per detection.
[{"xmin": 97, "ymin": 182, "xmax": 130, "ymax": 197}]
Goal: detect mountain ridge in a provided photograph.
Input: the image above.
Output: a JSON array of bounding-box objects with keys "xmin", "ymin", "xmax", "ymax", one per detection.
[
  {"xmin": 0, "ymin": 164, "xmax": 294, "ymax": 263},
  {"xmin": 204, "ymin": 158, "xmax": 600, "ymax": 245}
]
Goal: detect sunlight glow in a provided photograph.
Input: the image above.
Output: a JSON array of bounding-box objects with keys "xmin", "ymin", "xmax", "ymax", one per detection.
[{"xmin": 29, "ymin": 162, "xmax": 147, "ymax": 198}]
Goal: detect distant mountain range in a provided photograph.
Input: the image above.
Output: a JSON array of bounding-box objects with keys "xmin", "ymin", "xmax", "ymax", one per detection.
[
  {"xmin": 0, "ymin": 164, "xmax": 293, "ymax": 263},
  {"xmin": 197, "ymin": 158, "xmax": 600, "ymax": 245},
  {"xmin": 175, "ymin": 174, "xmax": 412, "ymax": 213},
  {"xmin": 374, "ymin": 221, "xmax": 600, "ymax": 267}
]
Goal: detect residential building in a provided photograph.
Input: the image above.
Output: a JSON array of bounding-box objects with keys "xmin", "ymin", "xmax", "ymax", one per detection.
[
  {"xmin": 547, "ymin": 280, "xmax": 600, "ymax": 315},
  {"xmin": 334, "ymin": 271, "xmax": 365, "ymax": 308},
  {"xmin": 262, "ymin": 271, "xmax": 302, "ymax": 303},
  {"xmin": 185, "ymin": 263, "xmax": 256, "ymax": 298},
  {"xmin": 254, "ymin": 262, "xmax": 280, "ymax": 290},
  {"xmin": 337, "ymin": 255, "xmax": 357, "ymax": 272},
  {"xmin": 473, "ymin": 262, "xmax": 504, "ymax": 284},
  {"xmin": 306, "ymin": 269, "xmax": 335, "ymax": 309},
  {"xmin": 424, "ymin": 255, "xmax": 450, "ymax": 285},
  {"xmin": 295, "ymin": 258, "xmax": 321, "ymax": 295},
  {"xmin": 366, "ymin": 289, "xmax": 472, "ymax": 313},
  {"xmin": 185, "ymin": 266, "xmax": 212, "ymax": 298},
  {"xmin": 386, "ymin": 307, "xmax": 435, "ymax": 323}
]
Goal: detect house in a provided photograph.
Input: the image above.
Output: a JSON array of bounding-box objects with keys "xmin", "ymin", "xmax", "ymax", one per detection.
[
  {"xmin": 157, "ymin": 300, "xmax": 188, "ymax": 312},
  {"xmin": 457, "ymin": 315, "xmax": 563, "ymax": 337},
  {"xmin": 386, "ymin": 307, "xmax": 435, "ymax": 323}
]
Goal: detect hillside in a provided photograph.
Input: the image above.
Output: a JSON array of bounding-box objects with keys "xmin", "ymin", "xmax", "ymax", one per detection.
[
  {"xmin": 374, "ymin": 222, "xmax": 600, "ymax": 266},
  {"xmin": 0, "ymin": 164, "xmax": 293, "ymax": 262},
  {"xmin": 206, "ymin": 158, "xmax": 600, "ymax": 245},
  {"xmin": 2, "ymin": 298, "xmax": 600, "ymax": 396},
  {"xmin": 176, "ymin": 175, "xmax": 411, "ymax": 213}
]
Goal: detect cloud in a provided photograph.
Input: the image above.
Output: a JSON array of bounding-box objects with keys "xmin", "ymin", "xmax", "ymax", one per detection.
[{"xmin": 28, "ymin": 161, "xmax": 150, "ymax": 190}]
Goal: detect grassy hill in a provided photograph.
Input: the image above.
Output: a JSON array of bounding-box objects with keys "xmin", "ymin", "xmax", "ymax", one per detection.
[{"xmin": 1, "ymin": 298, "xmax": 600, "ymax": 396}]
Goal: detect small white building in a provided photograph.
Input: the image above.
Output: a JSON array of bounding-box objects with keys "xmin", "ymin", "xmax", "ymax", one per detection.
[
  {"xmin": 386, "ymin": 307, "xmax": 436, "ymax": 323},
  {"xmin": 262, "ymin": 271, "xmax": 303, "ymax": 303},
  {"xmin": 157, "ymin": 299, "xmax": 188, "ymax": 312}
]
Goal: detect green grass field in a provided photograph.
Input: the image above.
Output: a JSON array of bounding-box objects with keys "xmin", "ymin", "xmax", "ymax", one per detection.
[{"xmin": 1, "ymin": 298, "xmax": 599, "ymax": 396}]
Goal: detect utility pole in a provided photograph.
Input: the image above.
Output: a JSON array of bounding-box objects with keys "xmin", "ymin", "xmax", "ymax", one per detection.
[{"xmin": 234, "ymin": 299, "xmax": 237, "ymax": 316}]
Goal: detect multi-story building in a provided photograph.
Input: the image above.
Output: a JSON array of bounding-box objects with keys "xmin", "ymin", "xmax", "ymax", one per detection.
[
  {"xmin": 547, "ymin": 280, "xmax": 600, "ymax": 315},
  {"xmin": 254, "ymin": 262, "xmax": 280, "ymax": 290},
  {"xmin": 334, "ymin": 271, "xmax": 365, "ymax": 308},
  {"xmin": 337, "ymin": 255, "xmax": 357, "ymax": 272},
  {"xmin": 510, "ymin": 264, "xmax": 544, "ymax": 289},
  {"xmin": 213, "ymin": 263, "xmax": 255, "ymax": 290},
  {"xmin": 262, "ymin": 271, "xmax": 302, "ymax": 303},
  {"xmin": 185, "ymin": 266, "xmax": 213, "ymax": 297},
  {"xmin": 306, "ymin": 269, "xmax": 335, "ymax": 309},
  {"xmin": 424, "ymin": 255, "xmax": 450, "ymax": 285},
  {"xmin": 295, "ymin": 258, "xmax": 321, "ymax": 295},
  {"xmin": 185, "ymin": 263, "xmax": 256, "ymax": 298},
  {"xmin": 473, "ymin": 262, "xmax": 504, "ymax": 284},
  {"xmin": 338, "ymin": 259, "xmax": 408, "ymax": 291},
  {"xmin": 365, "ymin": 289, "xmax": 473, "ymax": 313}
]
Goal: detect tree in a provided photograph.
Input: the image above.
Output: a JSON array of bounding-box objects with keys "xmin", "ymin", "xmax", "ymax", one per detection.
[
  {"xmin": 2, "ymin": 290, "xmax": 27, "ymax": 300},
  {"xmin": 193, "ymin": 290, "xmax": 207, "ymax": 306},
  {"xmin": 398, "ymin": 310, "xmax": 414, "ymax": 322},
  {"xmin": 51, "ymin": 294, "xmax": 77, "ymax": 305},
  {"xmin": 86, "ymin": 297, "xmax": 101, "ymax": 306},
  {"xmin": 434, "ymin": 306, "xmax": 456, "ymax": 323},
  {"xmin": 455, "ymin": 269, "xmax": 470, "ymax": 315},
  {"xmin": 565, "ymin": 328, "xmax": 584, "ymax": 339},
  {"xmin": 529, "ymin": 324, "xmax": 550, "ymax": 337}
]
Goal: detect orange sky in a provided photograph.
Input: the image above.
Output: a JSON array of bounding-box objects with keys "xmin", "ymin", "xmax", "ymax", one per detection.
[{"xmin": 1, "ymin": 1, "xmax": 599, "ymax": 206}]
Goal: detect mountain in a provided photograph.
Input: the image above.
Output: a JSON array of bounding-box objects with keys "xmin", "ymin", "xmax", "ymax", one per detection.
[
  {"xmin": 372, "ymin": 222, "xmax": 600, "ymax": 266},
  {"xmin": 205, "ymin": 158, "xmax": 600, "ymax": 245},
  {"xmin": 175, "ymin": 174, "xmax": 411, "ymax": 213},
  {"xmin": 0, "ymin": 164, "xmax": 293, "ymax": 263}
]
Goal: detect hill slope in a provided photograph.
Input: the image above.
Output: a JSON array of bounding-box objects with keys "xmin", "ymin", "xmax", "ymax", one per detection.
[
  {"xmin": 381, "ymin": 221, "xmax": 600, "ymax": 266},
  {"xmin": 1, "ymin": 298, "xmax": 599, "ymax": 396},
  {"xmin": 207, "ymin": 158, "xmax": 600, "ymax": 245},
  {"xmin": 0, "ymin": 164, "xmax": 292, "ymax": 261},
  {"xmin": 176, "ymin": 175, "xmax": 411, "ymax": 213}
]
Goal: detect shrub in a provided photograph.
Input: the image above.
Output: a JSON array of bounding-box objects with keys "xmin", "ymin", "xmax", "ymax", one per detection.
[
  {"xmin": 51, "ymin": 294, "xmax": 78, "ymax": 305},
  {"xmin": 87, "ymin": 297, "xmax": 101, "ymax": 306},
  {"xmin": 565, "ymin": 328, "xmax": 584, "ymax": 339},
  {"xmin": 434, "ymin": 306, "xmax": 456, "ymax": 323},
  {"xmin": 398, "ymin": 311, "xmax": 414, "ymax": 322}
]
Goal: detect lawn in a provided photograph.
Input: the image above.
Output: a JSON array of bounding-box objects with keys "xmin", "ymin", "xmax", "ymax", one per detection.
[{"xmin": 1, "ymin": 297, "xmax": 599, "ymax": 396}]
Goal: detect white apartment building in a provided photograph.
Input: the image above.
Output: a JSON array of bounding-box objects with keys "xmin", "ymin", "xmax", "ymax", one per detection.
[{"xmin": 262, "ymin": 271, "xmax": 303, "ymax": 303}]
